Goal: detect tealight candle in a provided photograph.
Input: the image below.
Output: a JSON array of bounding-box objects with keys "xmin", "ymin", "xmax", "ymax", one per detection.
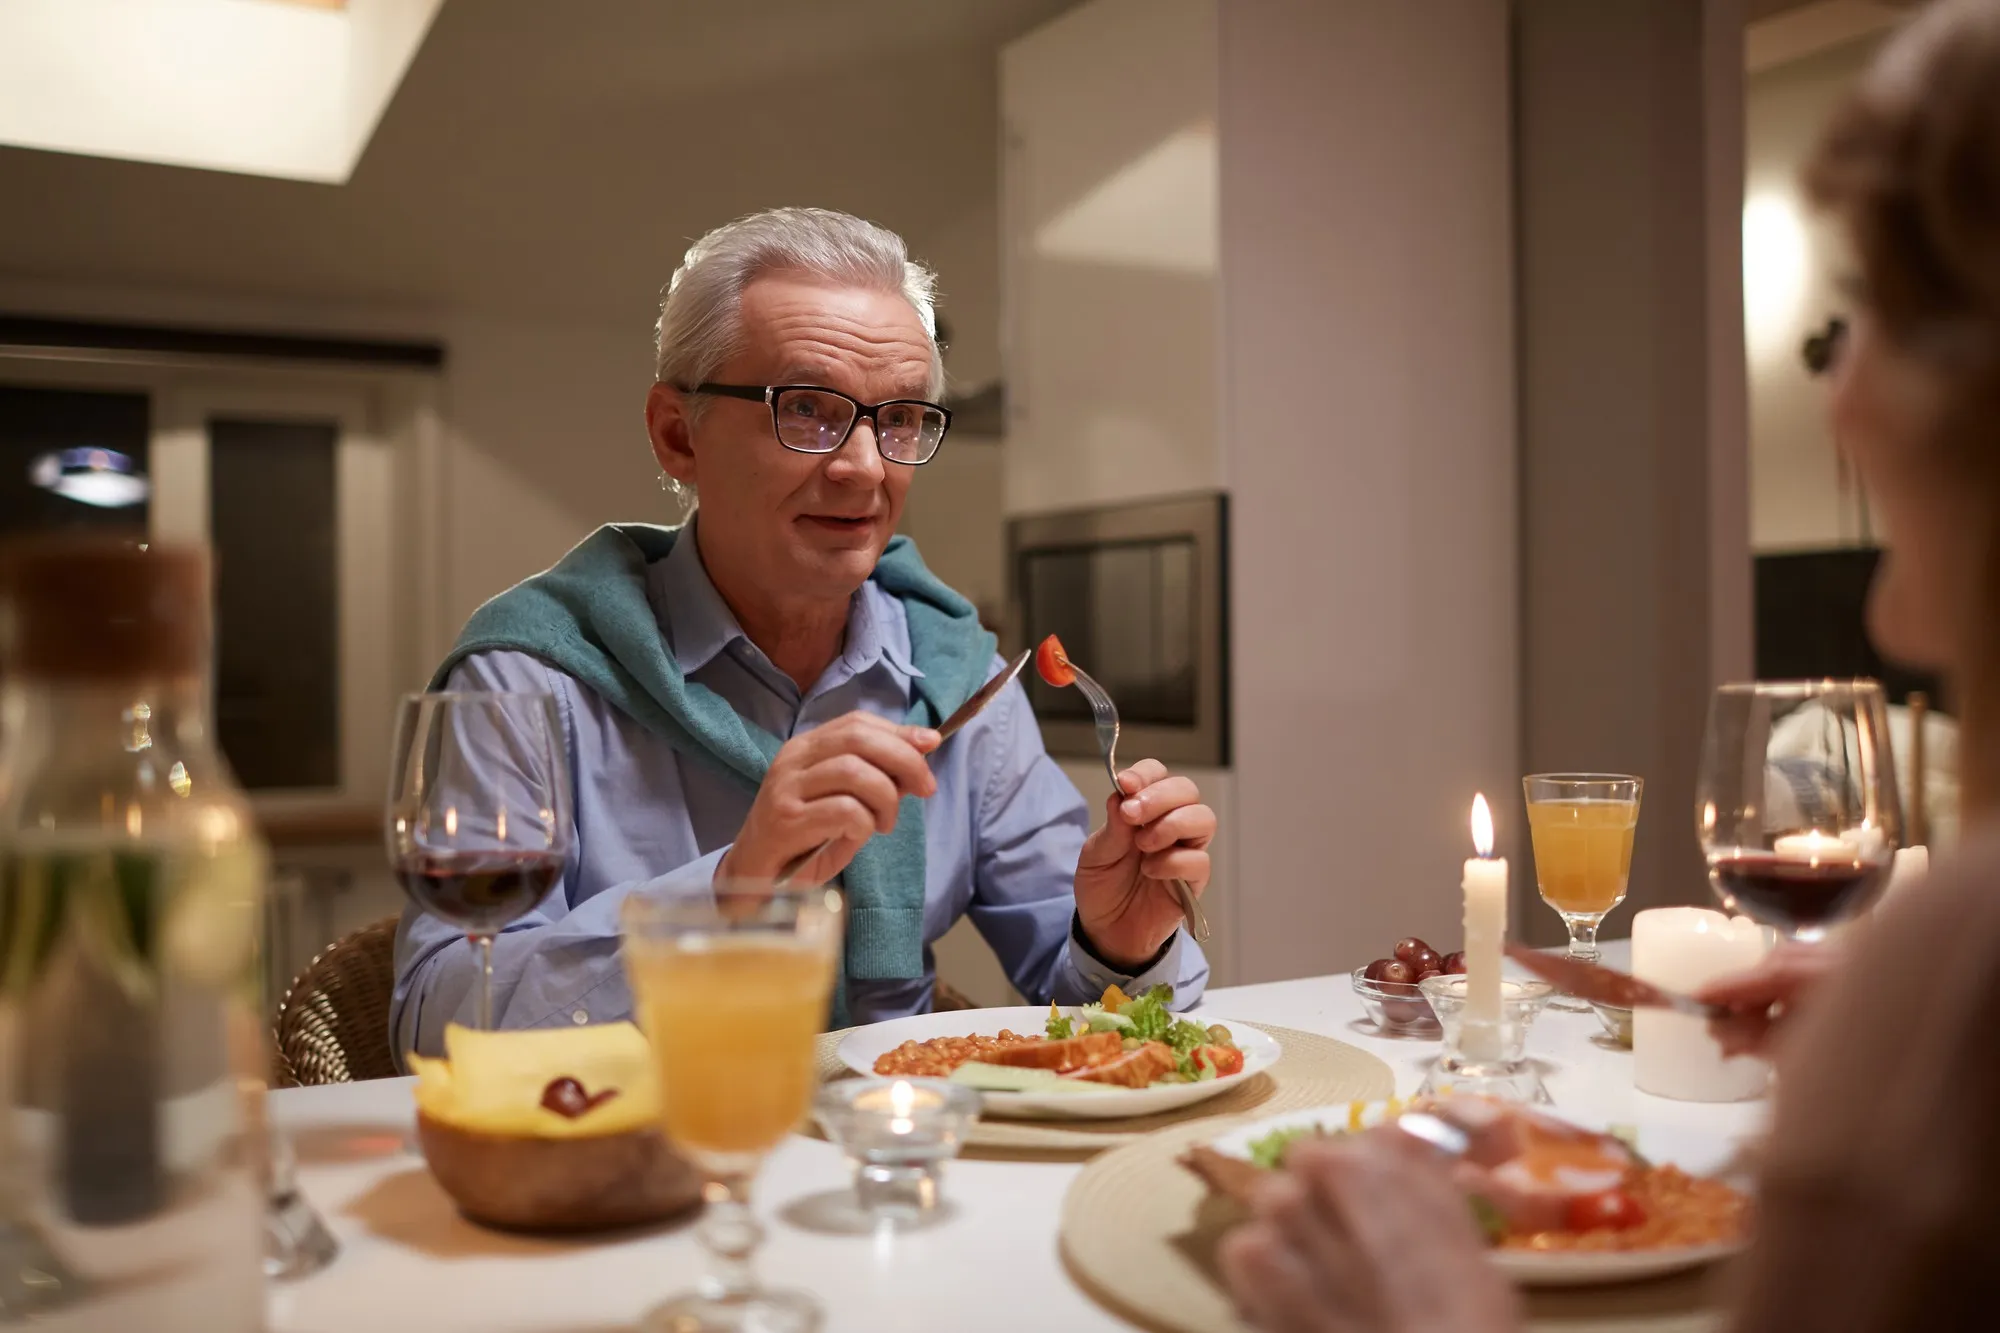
[
  {"xmin": 1461, "ymin": 794, "xmax": 1508, "ymax": 1063},
  {"xmin": 813, "ymin": 1077, "xmax": 979, "ymax": 1229},
  {"xmin": 1632, "ymin": 907, "xmax": 1769, "ymax": 1102}
]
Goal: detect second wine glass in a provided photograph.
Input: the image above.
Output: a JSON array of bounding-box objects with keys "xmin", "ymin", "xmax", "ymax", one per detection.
[
  {"xmin": 1523, "ymin": 774, "xmax": 1643, "ymax": 1011},
  {"xmin": 1696, "ymin": 679, "xmax": 1900, "ymax": 942},
  {"xmin": 385, "ymin": 691, "xmax": 572, "ymax": 1029}
]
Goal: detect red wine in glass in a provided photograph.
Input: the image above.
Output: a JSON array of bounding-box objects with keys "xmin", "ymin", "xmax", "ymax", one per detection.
[
  {"xmin": 1707, "ymin": 851, "xmax": 1890, "ymax": 939},
  {"xmin": 393, "ymin": 850, "xmax": 562, "ymax": 936}
]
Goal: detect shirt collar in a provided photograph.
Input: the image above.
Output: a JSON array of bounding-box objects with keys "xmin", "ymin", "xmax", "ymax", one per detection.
[
  {"xmin": 646, "ymin": 519, "xmax": 923, "ymax": 686},
  {"xmin": 647, "ymin": 519, "xmax": 745, "ymax": 675}
]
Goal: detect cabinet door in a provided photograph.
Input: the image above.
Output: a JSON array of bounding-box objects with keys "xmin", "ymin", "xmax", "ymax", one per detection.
[{"xmin": 1000, "ymin": 0, "xmax": 1221, "ymax": 514}]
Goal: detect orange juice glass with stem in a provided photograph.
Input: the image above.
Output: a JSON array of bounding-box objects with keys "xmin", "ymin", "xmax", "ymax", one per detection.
[
  {"xmin": 1523, "ymin": 774, "xmax": 1643, "ymax": 1012},
  {"xmin": 621, "ymin": 883, "xmax": 842, "ymax": 1333}
]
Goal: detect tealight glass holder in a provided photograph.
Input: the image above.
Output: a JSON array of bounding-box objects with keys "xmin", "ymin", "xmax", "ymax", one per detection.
[
  {"xmin": 813, "ymin": 1078, "xmax": 980, "ymax": 1229},
  {"xmin": 1417, "ymin": 974, "xmax": 1555, "ymax": 1103}
]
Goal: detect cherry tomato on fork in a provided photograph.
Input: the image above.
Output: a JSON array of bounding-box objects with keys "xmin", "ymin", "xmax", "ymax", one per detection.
[
  {"xmin": 1035, "ymin": 635, "xmax": 1077, "ymax": 688},
  {"xmin": 1567, "ymin": 1189, "xmax": 1647, "ymax": 1232}
]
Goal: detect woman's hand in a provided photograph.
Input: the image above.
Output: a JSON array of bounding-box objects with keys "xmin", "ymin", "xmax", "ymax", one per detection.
[
  {"xmin": 1695, "ymin": 940, "xmax": 1845, "ymax": 1059},
  {"xmin": 1218, "ymin": 1129, "xmax": 1522, "ymax": 1333}
]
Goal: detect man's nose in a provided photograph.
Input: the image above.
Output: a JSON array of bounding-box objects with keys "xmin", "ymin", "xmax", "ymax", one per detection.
[{"xmin": 826, "ymin": 417, "xmax": 888, "ymax": 484}]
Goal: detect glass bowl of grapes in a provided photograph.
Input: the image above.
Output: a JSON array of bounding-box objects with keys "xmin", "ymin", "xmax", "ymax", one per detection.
[{"xmin": 1351, "ymin": 936, "xmax": 1463, "ymax": 1038}]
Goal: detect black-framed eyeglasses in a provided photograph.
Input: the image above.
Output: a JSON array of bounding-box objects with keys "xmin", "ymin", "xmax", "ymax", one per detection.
[{"xmin": 687, "ymin": 383, "xmax": 951, "ymax": 465}]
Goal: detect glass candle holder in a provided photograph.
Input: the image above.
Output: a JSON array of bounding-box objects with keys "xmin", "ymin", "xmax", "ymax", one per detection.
[
  {"xmin": 813, "ymin": 1078, "xmax": 980, "ymax": 1228},
  {"xmin": 1417, "ymin": 974, "xmax": 1555, "ymax": 1103}
]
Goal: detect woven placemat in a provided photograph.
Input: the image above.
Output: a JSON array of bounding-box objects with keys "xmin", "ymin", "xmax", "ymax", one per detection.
[
  {"xmin": 813, "ymin": 1023, "xmax": 1393, "ymax": 1157},
  {"xmin": 1061, "ymin": 1119, "xmax": 1732, "ymax": 1333}
]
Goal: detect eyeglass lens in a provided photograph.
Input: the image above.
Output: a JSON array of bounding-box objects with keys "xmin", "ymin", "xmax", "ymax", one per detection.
[{"xmin": 772, "ymin": 388, "xmax": 946, "ymax": 463}]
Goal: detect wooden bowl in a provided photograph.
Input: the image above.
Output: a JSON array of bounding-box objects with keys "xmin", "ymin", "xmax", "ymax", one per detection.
[{"xmin": 416, "ymin": 1112, "xmax": 704, "ymax": 1233}]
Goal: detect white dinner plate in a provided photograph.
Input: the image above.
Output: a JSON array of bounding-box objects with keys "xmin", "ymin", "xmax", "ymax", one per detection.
[
  {"xmin": 837, "ymin": 1006, "xmax": 1282, "ymax": 1121},
  {"xmin": 1205, "ymin": 1101, "xmax": 1752, "ymax": 1286}
]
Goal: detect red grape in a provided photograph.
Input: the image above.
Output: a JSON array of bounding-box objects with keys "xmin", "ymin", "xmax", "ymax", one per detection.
[
  {"xmin": 1392, "ymin": 937, "xmax": 1435, "ymax": 968},
  {"xmin": 1441, "ymin": 951, "xmax": 1468, "ymax": 975},
  {"xmin": 1363, "ymin": 957, "xmax": 1398, "ymax": 983},
  {"xmin": 1378, "ymin": 960, "xmax": 1415, "ymax": 987}
]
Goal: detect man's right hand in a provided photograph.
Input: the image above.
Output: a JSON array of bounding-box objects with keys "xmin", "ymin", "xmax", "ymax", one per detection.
[
  {"xmin": 719, "ymin": 712, "xmax": 942, "ymax": 883},
  {"xmin": 1695, "ymin": 940, "xmax": 1844, "ymax": 1058}
]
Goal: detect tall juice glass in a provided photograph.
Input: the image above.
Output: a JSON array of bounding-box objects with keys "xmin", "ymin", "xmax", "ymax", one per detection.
[
  {"xmin": 621, "ymin": 884, "xmax": 842, "ymax": 1333},
  {"xmin": 1523, "ymin": 774, "xmax": 1643, "ymax": 1011}
]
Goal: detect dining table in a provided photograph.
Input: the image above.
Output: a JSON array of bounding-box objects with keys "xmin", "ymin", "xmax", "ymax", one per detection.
[{"xmin": 268, "ymin": 940, "xmax": 1768, "ymax": 1333}]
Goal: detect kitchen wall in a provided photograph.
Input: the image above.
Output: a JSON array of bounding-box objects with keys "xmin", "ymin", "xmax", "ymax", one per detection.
[
  {"xmin": 1515, "ymin": 0, "xmax": 1752, "ymax": 941},
  {"xmin": 1218, "ymin": 0, "xmax": 1518, "ymax": 981}
]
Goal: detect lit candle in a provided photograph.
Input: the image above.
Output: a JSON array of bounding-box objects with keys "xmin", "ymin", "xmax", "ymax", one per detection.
[
  {"xmin": 1461, "ymin": 794, "xmax": 1508, "ymax": 1063},
  {"xmin": 853, "ymin": 1078, "xmax": 943, "ymax": 1137},
  {"xmin": 1772, "ymin": 830, "xmax": 1850, "ymax": 861},
  {"xmin": 1632, "ymin": 907, "xmax": 1769, "ymax": 1102}
]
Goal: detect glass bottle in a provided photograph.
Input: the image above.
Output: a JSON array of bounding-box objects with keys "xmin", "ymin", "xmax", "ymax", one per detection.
[{"xmin": 0, "ymin": 535, "xmax": 265, "ymax": 1330}]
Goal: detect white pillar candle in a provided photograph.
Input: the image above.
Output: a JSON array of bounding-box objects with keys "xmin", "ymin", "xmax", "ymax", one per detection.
[
  {"xmin": 1877, "ymin": 845, "xmax": 1928, "ymax": 909},
  {"xmin": 1461, "ymin": 794, "xmax": 1507, "ymax": 1063},
  {"xmin": 1632, "ymin": 907, "xmax": 1770, "ymax": 1102}
]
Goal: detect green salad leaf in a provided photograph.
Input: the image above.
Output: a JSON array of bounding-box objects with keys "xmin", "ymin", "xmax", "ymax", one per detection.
[
  {"xmin": 1247, "ymin": 1124, "xmax": 1326, "ymax": 1170},
  {"xmin": 1467, "ymin": 1194, "xmax": 1508, "ymax": 1245},
  {"xmin": 1121, "ymin": 986, "xmax": 1176, "ymax": 1042},
  {"xmin": 1045, "ymin": 1003, "xmax": 1074, "ymax": 1041}
]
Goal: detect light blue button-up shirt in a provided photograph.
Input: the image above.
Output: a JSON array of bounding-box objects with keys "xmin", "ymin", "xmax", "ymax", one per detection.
[{"xmin": 390, "ymin": 531, "xmax": 1208, "ymax": 1058}]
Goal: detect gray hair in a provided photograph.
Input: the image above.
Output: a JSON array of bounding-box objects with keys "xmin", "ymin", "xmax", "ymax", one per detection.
[{"xmin": 654, "ymin": 208, "xmax": 946, "ymax": 414}]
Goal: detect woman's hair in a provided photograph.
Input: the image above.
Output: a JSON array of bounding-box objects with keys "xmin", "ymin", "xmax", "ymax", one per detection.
[{"xmin": 1807, "ymin": 0, "xmax": 2000, "ymax": 811}]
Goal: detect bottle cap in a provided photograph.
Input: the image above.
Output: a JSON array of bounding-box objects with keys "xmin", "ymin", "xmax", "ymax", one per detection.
[{"xmin": 0, "ymin": 532, "xmax": 210, "ymax": 680}]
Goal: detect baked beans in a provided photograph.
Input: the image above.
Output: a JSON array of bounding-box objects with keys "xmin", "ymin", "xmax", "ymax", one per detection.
[{"xmin": 872, "ymin": 1030, "xmax": 1042, "ymax": 1078}]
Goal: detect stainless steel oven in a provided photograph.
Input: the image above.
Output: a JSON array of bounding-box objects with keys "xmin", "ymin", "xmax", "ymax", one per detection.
[{"xmin": 1006, "ymin": 491, "xmax": 1228, "ymax": 767}]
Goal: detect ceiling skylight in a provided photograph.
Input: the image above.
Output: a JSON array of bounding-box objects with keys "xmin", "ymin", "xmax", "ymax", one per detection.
[{"xmin": 0, "ymin": 0, "xmax": 444, "ymax": 183}]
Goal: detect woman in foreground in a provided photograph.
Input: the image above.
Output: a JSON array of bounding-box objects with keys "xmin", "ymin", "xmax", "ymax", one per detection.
[{"xmin": 1219, "ymin": 2, "xmax": 2000, "ymax": 1328}]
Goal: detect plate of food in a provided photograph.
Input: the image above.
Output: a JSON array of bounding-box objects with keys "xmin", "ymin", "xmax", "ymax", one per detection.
[
  {"xmin": 838, "ymin": 985, "xmax": 1282, "ymax": 1121},
  {"xmin": 1182, "ymin": 1096, "xmax": 1752, "ymax": 1285}
]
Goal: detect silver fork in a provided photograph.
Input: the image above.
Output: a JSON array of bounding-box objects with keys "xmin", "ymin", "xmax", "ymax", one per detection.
[{"xmin": 1065, "ymin": 663, "xmax": 1212, "ymax": 944}]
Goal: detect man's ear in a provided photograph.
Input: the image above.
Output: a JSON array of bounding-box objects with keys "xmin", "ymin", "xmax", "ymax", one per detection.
[{"xmin": 646, "ymin": 381, "xmax": 698, "ymax": 486}]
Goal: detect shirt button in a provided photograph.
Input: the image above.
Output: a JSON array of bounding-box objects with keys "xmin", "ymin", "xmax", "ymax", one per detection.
[{"xmin": 571, "ymin": 1009, "xmax": 589, "ymax": 1025}]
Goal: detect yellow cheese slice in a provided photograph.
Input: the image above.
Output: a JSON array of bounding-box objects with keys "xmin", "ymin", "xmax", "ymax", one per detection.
[{"xmin": 415, "ymin": 1021, "xmax": 660, "ymax": 1138}]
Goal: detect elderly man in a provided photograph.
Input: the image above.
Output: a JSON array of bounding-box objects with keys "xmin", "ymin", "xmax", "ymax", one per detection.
[{"xmin": 391, "ymin": 207, "xmax": 1215, "ymax": 1055}]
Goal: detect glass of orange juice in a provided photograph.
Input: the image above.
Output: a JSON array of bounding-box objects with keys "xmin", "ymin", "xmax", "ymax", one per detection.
[
  {"xmin": 620, "ymin": 883, "xmax": 843, "ymax": 1333},
  {"xmin": 1523, "ymin": 774, "xmax": 1643, "ymax": 1011}
]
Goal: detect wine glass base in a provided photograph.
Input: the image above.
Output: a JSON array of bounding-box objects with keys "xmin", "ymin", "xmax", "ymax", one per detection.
[
  {"xmin": 1546, "ymin": 993, "xmax": 1593, "ymax": 1013},
  {"xmin": 640, "ymin": 1286, "xmax": 822, "ymax": 1333}
]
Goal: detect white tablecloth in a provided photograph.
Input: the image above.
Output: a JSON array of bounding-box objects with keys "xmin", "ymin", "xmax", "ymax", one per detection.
[{"xmin": 269, "ymin": 942, "xmax": 1767, "ymax": 1333}]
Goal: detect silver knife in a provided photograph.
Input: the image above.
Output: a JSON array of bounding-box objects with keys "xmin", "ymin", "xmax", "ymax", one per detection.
[
  {"xmin": 773, "ymin": 648, "xmax": 1034, "ymax": 887},
  {"xmin": 1504, "ymin": 943, "xmax": 1730, "ymax": 1021}
]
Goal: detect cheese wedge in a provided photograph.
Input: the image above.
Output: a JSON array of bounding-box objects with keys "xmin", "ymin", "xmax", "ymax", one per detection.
[{"xmin": 411, "ymin": 1021, "xmax": 660, "ymax": 1138}]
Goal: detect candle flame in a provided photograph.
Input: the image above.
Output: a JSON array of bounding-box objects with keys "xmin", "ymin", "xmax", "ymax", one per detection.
[
  {"xmin": 890, "ymin": 1080, "xmax": 915, "ymax": 1118},
  {"xmin": 1471, "ymin": 793, "xmax": 1494, "ymax": 858}
]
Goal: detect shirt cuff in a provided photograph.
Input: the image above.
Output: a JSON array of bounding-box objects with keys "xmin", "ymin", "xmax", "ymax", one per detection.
[{"xmin": 1066, "ymin": 913, "xmax": 1186, "ymax": 1002}]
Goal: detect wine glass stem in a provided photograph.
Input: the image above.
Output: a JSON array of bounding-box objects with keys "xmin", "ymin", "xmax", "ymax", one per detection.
[
  {"xmin": 473, "ymin": 934, "xmax": 495, "ymax": 1030},
  {"xmin": 1566, "ymin": 915, "xmax": 1602, "ymax": 965},
  {"xmin": 697, "ymin": 1174, "xmax": 762, "ymax": 1303}
]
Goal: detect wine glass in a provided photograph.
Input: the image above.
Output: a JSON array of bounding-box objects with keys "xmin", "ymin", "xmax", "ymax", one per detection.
[
  {"xmin": 1523, "ymin": 774, "xmax": 1643, "ymax": 1011},
  {"xmin": 385, "ymin": 692, "xmax": 572, "ymax": 1029},
  {"xmin": 1696, "ymin": 680, "xmax": 1901, "ymax": 941},
  {"xmin": 621, "ymin": 883, "xmax": 843, "ymax": 1333}
]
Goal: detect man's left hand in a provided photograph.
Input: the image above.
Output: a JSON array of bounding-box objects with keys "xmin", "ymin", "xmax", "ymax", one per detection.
[{"xmin": 1074, "ymin": 759, "xmax": 1215, "ymax": 971}]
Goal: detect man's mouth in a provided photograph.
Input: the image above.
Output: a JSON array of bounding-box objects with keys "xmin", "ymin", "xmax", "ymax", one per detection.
[{"xmin": 800, "ymin": 514, "xmax": 876, "ymax": 531}]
